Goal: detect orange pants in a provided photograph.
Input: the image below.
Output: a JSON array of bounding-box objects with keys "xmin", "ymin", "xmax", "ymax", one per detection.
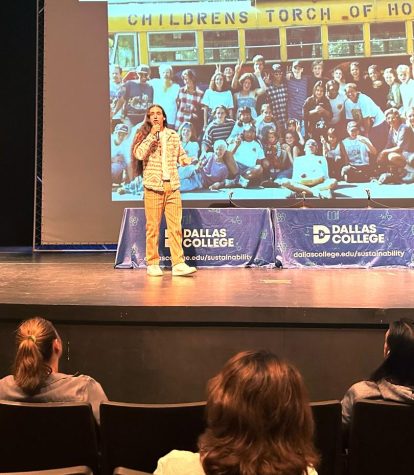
[{"xmin": 144, "ymin": 182, "xmax": 184, "ymax": 266}]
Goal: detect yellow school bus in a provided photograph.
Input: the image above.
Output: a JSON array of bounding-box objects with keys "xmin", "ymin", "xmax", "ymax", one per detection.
[{"xmin": 108, "ymin": 0, "xmax": 414, "ymax": 73}]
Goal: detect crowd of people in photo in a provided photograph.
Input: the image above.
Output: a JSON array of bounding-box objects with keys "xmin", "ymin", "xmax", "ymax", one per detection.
[
  {"xmin": 1, "ymin": 316, "xmax": 414, "ymax": 474},
  {"xmin": 110, "ymin": 55, "xmax": 414, "ymax": 198}
]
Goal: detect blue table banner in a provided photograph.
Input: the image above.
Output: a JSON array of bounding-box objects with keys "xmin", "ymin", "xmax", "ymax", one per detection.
[
  {"xmin": 272, "ymin": 208, "xmax": 414, "ymax": 268},
  {"xmin": 115, "ymin": 208, "xmax": 275, "ymax": 268}
]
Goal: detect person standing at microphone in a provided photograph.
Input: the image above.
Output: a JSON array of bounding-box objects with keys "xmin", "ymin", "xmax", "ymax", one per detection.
[{"xmin": 131, "ymin": 104, "xmax": 197, "ymax": 277}]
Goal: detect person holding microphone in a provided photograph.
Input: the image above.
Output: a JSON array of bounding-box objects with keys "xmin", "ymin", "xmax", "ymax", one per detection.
[{"xmin": 131, "ymin": 104, "xmax": 197, "ymax": 277}]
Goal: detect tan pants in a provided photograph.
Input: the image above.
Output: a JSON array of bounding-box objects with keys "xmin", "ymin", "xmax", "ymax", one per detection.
[{"xmin": 144, "ymin": 182, "xmax": 184, "ymax": 266}]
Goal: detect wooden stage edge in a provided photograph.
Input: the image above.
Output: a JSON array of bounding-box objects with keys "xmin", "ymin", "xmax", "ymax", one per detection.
[{"xmin": 1, "ymin": 251, "xmax": 413, "ymax": 326}]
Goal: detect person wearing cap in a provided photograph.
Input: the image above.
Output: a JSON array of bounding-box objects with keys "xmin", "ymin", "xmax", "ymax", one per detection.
[
  {"xmin": 287, "ymin": 60, "xmax": 309, "ymax": 136},
  {"xmin": 227, "ymin": 106, "xmax": 255, "ymax": 144},
  {"xmin": 111, "ymin": 123, "xmax": 131, "ymax": 185},
  {"xmin": 341, "ymin": 121, "xmax": 377, "ymax": 182},
  {"xmin": 118, "ymin": 64, "xmax": 154, "ymax": 126},
  {"xmin": 282, "ymin": 138, "xmax": 337, "ymax": 198},
  {"xmin": 132, "ymin": 104, "xmax": 197, "ymax": 277},
  {"xmin": 266, "ymin": 63, "xmax": 288, "ymax": 135}
]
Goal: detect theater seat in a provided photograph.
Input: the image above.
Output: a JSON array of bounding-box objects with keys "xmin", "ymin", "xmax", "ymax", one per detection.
[
  {"xmin": 113, "ymin": 468, "xmax": 151, "ymax": 475},
  {"xmin": 0, "ymin": 467, "xmax": 92, "ymax": 475},
  {"xmin": 348, "ymin": 399, "xmax": 414, "ymax": 475},
  {"xmin": 100, "ymin": 401, "xmax": 206, "ymax": 474},
  {"xmin": 0, "ymin": 401, "xmax": 99, "ymax": 473},
  {"xmin": 310, "ymin": 400, "xmax": 342, "ymax": 475}
]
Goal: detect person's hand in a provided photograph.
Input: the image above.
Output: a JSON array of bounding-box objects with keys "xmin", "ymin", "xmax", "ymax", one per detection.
[
  {"xmin": 150, "ymin": 123, "xmax": 161, "ymax": 136},
  {"xmin": 234, "ymin": 59, "xmax": 243, "ymax": 75},
  {"xmin": 281, "ymin": 143, "xmax": 291, "ymax": 152},
  {"xmin": 235, "ymin": 134, "xmax": 242, "ymax": 146}
]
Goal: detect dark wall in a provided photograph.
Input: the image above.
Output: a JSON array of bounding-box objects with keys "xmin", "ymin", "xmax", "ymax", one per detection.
[
  {"xmin": 0, "ymin": 321, "xmax": 385, "ymax": 404},
  {"xmin": 0, "ymin": 1, "xmax": 36, "ymax": 246}
]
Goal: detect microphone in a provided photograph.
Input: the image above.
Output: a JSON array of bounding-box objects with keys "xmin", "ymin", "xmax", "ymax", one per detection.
[{"xmin": 155, "ymin": 131, "xmax": 160, "ymax": 141}]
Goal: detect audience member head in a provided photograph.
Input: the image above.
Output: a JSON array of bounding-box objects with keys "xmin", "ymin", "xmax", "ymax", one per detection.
[
  {"xmin": 237, "ymin": 106, "xmax": 252, "ymax": 125},
  {"xmin": 110, "ymin": 64, "xmax": 122, "ymax": 84},
  {"xmin": 368, "ymin": 64, "xmax": 382, "ymax": 82},
  {"xmin": 383, "ymin": 67, "xmax": 398, "ymax": 86},
  {"xmin": 346, "ymin": 120, "xmax": 360, "ymax": 138},
  {"xmin": 213, "ymin": 139, "xmax": 227, "ymax": 159},
  {"xmin": 304, "ymin": 139, "xmax": 318, "ymax": 155},
  {"xmin": 181, "ymin": 69, "xmax": 197, "ymax": 87},
  {"xmin": 349, "ymin": 61, "xmax": 362, "ymax": 81},
  {"xmin": 326, "ymin": 127, "xmax": 339, "ymax": 146},
  {"xmin": 396, "ymin": 64, "xmax": 411, "ymax": 84},
  {"xmin": 239, "ymin": 72, "xmax": 255, "ymax": 91},
  {"xmin": 213, "ymin": 105, "xmax": 228, "ymax": 123},
  {"xmin": 209, "ymin": 72, "xmax": 225, "ymax": 91},
  {"xmin": 326, "ymin": 79, "xmax": 340, "ymax": 99},
  {"xmin": 158, "ymin": 63, "xmax": 173, "ymax": 80},
  {"xmin": 312, "ymin": 60, "xmax": 324, "ymax": 78},
  {"xmin": 384, "ymin": 108, "xmax": 401, "ymax": 128},
  {"xmin": 333, "ymin": 66, "xmax": 345, "ymax": 84},
  {"xmin": 253, "ymin": 54, "xmax": 265, "ymax": 72},
  {"xmin": 312, "ymin": 80, "xmax": 324, "ymax": 99},
  {"xmin": 13, "ymin": 317, "xmax": 61, "ymax": 396},
  {"xmin": 178, "ymin": 121, "xmax": 197, "ymax": 142},
  {"xmin": 199, "ymin": 350, "xmax": 318, "ymax": 475},
  {"xmin": 263, "ymin": 127, "xmax": 278, "ymax": 145},
  {"xmin": 371, "ymin": 319, "xmax": 414, "ymax": 387}
]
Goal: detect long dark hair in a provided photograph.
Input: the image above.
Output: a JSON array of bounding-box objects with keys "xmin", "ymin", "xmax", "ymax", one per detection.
[
  {"xmin": 13, "ymin": 317, "xmax": 59, "ymax": 395},
  {"xmin": 130, "ymin": 104, "xmax": 167, "ymax": 176},
  {"xmin": 199, "ymin": 350, "xmax": 319, "ymax": 475},
  {"xmin": 370, "ymin": 319, "xmax": 414, "ymax": 386}
]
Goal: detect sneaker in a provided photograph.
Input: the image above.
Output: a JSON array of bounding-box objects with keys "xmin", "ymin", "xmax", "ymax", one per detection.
[
  {"xmin": 238, "ymin": 176, "xmax": 249, "ymax": 188},
  {"xmin": 147, "ymin": 264, "xmax": 164, "ymax": 277},
  {"xmin": 172, "ymin": 262, "xmax": 197, "ymax": 276}
]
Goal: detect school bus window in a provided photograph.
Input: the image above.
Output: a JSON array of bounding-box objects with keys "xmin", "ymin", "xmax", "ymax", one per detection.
[
  {"xmin": 147, "ymin": 32, "xmax": 197, "ymax": 65},
  {"xmin": 328, "ymin": 25, "xmax": 364, "ymax": 58},
  {"xmin": 286, "ymin": 26, "xmax": 321, "ymax": 60},
  {"xmin": 203, "ymin": 30, "xmax": 239, "ymax": 63},
  {"xmin": 370, "ymin": 22, "xmax": 406, "ymax": 56},
  {"xmin": 112, "ymin": 34, "xmax": 137, "ymax": 69},
  {"xmin": 245, "ymin": 29, "xmax": 280, "ymax": 61}
]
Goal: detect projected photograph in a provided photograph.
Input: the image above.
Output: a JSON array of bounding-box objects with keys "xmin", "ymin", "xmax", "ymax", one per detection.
[{"xmin": 108, "ymin": 0, "xmax": 414, "ymax": 202}]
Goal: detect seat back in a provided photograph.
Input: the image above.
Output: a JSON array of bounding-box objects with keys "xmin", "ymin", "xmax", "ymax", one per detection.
[
  {"xmin": 0, "ymin": 466, "xmax": 92, "ymax": 475},
  {"xmin": 0, "ymin": 401, "xmax": 99, "ymax": 473},
  {"xmin": 348, "ymin": 399, "xmax": 414, "ymax": 475},
  {"xmin": 310, "ymin": 400, "xmax": 342, "ymax": 475},
  {"xmin": 100, "ymin": 401, "xmax": 206, "ymax": 474}
]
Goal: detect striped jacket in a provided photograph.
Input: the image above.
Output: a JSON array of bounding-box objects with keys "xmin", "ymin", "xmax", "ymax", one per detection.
[{"xmin": 133, "ymin": 128, "xmax": 188, "ymax": 192}]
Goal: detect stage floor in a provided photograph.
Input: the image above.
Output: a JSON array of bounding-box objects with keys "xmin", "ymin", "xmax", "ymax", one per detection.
[{"xmin": 1, "ymin": 251, "xmax": 413, "ymax": 325}]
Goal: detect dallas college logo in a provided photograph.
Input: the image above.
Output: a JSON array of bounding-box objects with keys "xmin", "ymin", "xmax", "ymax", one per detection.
[{"xmin": 312, "ymin": 224, "xmax": 385, "ymax": 244}]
